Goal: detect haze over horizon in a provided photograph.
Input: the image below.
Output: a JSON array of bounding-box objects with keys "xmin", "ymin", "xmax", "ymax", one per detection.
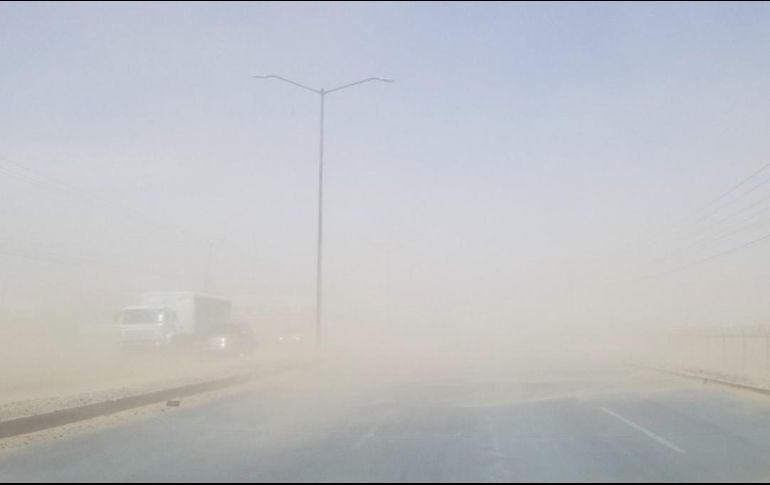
[{"xmin": 2, "ymin": 1, "xmax": 770, "ymax": 345}]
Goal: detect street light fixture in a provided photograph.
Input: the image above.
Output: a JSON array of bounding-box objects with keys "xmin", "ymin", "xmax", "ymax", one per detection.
[{"xmin": 253, "ymin": 74, "xmax": 394, "ymax": 351}]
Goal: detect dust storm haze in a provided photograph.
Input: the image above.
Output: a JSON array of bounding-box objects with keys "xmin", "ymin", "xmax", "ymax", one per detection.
[{"xmin": 3, "ymin": 0, "xmax": 770, "ymax": 450}]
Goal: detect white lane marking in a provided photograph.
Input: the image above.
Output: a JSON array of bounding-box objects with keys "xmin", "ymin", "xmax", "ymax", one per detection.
[
  {"xmin": 352, "ymin": 411, "xmax": 396, "ymax": 450},
  {"xmin": 600, "ymin": 407, "xmax": 686, "ymax": 454},
  {"xmin": 456, "ymin": 394, "xmax": 578, "ymax": 409},
  {"xmin": 353, "ymin": 427, "xmax": 379, "ymax": 450}
]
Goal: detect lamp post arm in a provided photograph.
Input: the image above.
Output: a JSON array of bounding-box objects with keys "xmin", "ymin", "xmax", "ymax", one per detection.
[
  {"xmin": 253, "ymin": 75, "xmax": 322, "ymax": 95},
  {"xmin": 325, "ymin": 77, "xmax": 395, "ymax": 95}
]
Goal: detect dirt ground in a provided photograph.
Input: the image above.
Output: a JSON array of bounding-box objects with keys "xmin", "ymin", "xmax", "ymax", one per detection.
[{"xmin": 0, "ymin": 324, "xmax": 308, "ymax": 422}]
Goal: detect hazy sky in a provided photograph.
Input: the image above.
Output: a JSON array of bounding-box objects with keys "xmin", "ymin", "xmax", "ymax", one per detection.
[{"xmin": 2, "ymin": 2, "xmax": 770, "ymax": 336}]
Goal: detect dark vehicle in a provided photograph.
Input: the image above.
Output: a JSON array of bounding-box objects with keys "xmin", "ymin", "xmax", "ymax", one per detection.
[{"xmin": 197, "ymin": 323, "xmax": 257, "ymax": 358}]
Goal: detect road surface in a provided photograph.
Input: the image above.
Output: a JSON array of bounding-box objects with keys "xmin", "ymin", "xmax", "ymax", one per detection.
[{"xmin": 2, "ymin": 360, "xmax": 770, "ymax": 482}]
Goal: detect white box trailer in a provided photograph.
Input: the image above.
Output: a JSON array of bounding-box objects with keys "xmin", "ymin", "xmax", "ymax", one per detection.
[{"xmin": 118, "ymin": 292, "xmax": 232, "ymax": 346}]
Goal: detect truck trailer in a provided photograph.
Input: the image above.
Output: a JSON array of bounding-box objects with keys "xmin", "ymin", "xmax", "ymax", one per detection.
[{"xmin": 117, "ymin": 292, "xmax": 232, "ymax": 347}]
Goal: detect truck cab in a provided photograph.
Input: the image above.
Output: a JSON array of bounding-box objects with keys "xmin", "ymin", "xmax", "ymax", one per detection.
[{"xmin": 117, "ymin": 305, "xmax": 179, "ymax": 347}]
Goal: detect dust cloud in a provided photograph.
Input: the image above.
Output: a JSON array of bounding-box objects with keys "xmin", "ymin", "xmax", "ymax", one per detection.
[{"xmin": 3, "ymin": 2, "xmax": 770, "ymax": 416}]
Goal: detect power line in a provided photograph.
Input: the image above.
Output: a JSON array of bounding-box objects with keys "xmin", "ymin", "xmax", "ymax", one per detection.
[
  {"xmin": 642, "ymin": 193, "xmax": 770, "ymax": 268},
  {"xmin": 691, "ymin": 189, "xmax": 770, "ymax": 237},
  {"xmin": 0, "ymin": 157, "xmax": 99, "ymax": 202},
  {"xmin": 684, "ymin": 162, "xmax": 770, "ymax": 224},
  {"xmin": 0, "ymin": 155, "xmax": 217, "ymax": 248},
  {"xmin": 0, "ymin": 250, "xmax": 189, "ymax": 301},
  {"xmin": 692, "ymin": 163, "xmax": 770, "ymax": 207},
  {"xmin": 0, "ymin": 242, "xmax": 193, "ymax": 281},
  {"xmin": 631, "ymin": 162, "xmax": 770, "ymax": 249},
  {"xmin": 617, "ymin": 162, "xmax": 770, "ymax": 276},
  {"xmin": 635, "ymin": 229, "xmax": 770, "ymax": 281},
  {"xmin": 0, "ymin": 246, "xmax": 96, "ymax": 268},
  {"xmin": 0, "ymin": 156, "xmax": 228, "ymax": 293}
]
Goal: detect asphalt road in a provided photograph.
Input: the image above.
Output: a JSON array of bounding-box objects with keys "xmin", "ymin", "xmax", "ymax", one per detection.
[{"xmin": 3, "ymin": 361, "xmax": 770, "ymax": 482}]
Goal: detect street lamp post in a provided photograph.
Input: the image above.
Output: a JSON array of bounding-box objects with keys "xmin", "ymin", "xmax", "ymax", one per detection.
[{"xmin": 253, "ymin": 75, "xmax": 394, "ymax": 351}]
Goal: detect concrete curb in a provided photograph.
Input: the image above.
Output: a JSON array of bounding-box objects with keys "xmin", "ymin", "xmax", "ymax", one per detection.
[
  {"xmin": 647, "ymin": 366, "xmax": 770, "ymax": 396},
  {"xmin": 0, "ymin": 362, "xmax": 306, "ymax": 440}
]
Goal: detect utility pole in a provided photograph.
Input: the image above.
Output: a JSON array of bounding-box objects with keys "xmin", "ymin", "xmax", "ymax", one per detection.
[
  {"xmin": 253, "ymin": 75, "xmax": 394, "ymax": 351},
  {"xmin": 203, "ymin": 239, "xmax": 216, "ymax": 294},
  {"xmin": 316, "ymin": 89, "xmax": 325, "ymax": 350}
]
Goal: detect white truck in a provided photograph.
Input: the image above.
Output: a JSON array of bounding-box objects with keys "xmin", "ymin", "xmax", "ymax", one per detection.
[{"xmin": 117, "ymin": 292, "xmax": 232, "ymax": 347}]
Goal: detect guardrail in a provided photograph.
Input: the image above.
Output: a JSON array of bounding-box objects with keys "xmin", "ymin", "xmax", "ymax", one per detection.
[
  {"xmin": 628, "ymin": 327, "xmax": 770, "ymax": 388},
  {"xmin": 646, "ymin": 365, "xmax": 770, "ymax": 398},
  {"xmin": 654, "ymin": 332, "xmax": 770, "ymax": 380}
]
